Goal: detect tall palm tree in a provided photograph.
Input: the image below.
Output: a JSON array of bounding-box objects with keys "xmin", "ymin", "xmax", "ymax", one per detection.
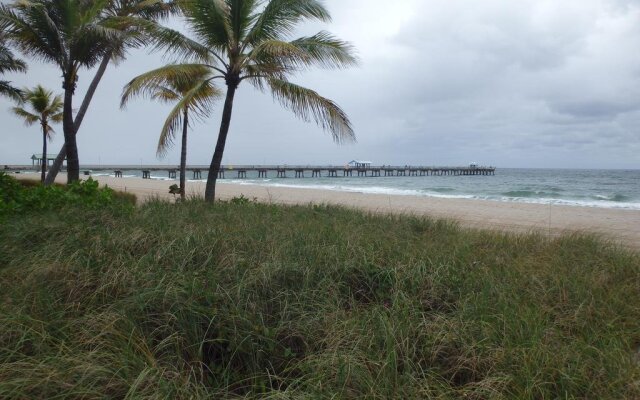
[
  {"xmin": 158, "ymin": 0, "xmax": 358, "ymax": 202},
  {"xmin": 0, "ymin": 0, "xmax": 123, "ymax": 183},
  {"xmin": 121, "ymin": 64, "xmax": 220, "ymax": 200},
  {"xmin": 44, "ymin": 0, "xmax": 179, "ymax": 185},
  {"xmin": 11, "ymin": 85, "xmax": 63, "ymax": 183},
  {"xmin": 0, "ymin": 32, "xmax": 27, "ymax": 101}
]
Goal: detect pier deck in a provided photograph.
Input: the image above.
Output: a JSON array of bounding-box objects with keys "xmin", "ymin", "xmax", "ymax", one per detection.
[{"xmin": 4, "ymin": 165, "xmax": 496, "ymax": 179}]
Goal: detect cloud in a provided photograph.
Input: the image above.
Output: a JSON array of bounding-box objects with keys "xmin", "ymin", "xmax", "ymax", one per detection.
[{"xmin": 1, "ymin": 0, "xmax": 639, "ymax": 168}]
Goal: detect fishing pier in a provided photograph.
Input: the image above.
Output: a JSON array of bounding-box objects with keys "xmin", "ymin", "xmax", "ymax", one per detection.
[
  {"xmin": 6, "ymin": 162, "xmax": 496, "ymax": 180},
  {"xmin": 102, "ymin": 164, "xmax": 495, "ymax": 179}
]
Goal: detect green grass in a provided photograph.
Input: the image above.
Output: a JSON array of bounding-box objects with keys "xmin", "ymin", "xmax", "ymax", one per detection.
[{"xmin": 0, "ymin": 200, "xmax": 639, "ymax": 398}]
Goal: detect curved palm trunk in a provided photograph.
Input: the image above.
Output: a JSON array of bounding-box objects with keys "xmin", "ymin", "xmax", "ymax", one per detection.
[
  {"xmin": 45, "ymin": 144, "xmax": 66, "ymax": 186},
  {"xmin": 45, "ymin": 52, "xmax": 111, "ymax": 186},
  {"xmin": 205, "ymin": 84, "xmax": 238, "ymax": 202},
  {"xmin": 180, "ymin": 108, "xmax": 189, "ymax": 201},
  {"xmin": 41, "ymin": 121, "xmax": 47, "ymax": 184},
  {"xmin": 63, "ymin": 84, "xmax": 79, "ymax": 183}
]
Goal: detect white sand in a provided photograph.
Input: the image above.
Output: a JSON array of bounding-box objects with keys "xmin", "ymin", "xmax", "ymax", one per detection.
[{"xmin": 15, "ymin": 173, "xmax": 640, "ymax": 249}]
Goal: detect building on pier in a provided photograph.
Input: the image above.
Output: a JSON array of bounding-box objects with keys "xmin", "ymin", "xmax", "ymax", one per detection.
[
  {"xmin": 348, "ymin": 160, "xmax": 372, "ymax": 169},
  {"xmin": 31, "ymin": 154, "xmax": 64, "ymax": 167}
]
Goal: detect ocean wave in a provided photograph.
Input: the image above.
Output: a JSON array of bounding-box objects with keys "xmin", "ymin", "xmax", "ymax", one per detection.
[
  {"xmin": 235, "ymin": 181, "xmax": 640, "ymax": 210},
  {"xmin": 92, "ymin": 174, "xmax": 640, "ymax": 211},
  {"xmin": 430, "ymin": 187, "xmax": 456, "ymax": 193},
  {"xmin": 494, "ymin": 195, "xmax": 640, "ymax": 210},
  {"xmin": 501, "ymin": 190, "xmax": 564, "ymax": 198},
  {"xmin": 592, "ymin": 193, "xmax": 631, "ymax": 202}
]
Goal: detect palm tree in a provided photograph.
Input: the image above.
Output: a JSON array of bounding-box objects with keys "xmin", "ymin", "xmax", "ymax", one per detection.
[
  {"xmin": 44, "ymin": 0, "xmax": 179, "ymax": 185},
  {"xmin": 158, "ymin": 0, "xmax": 358, "ymax": 202},
  {"xmin": 121, "ymin": 64, "xmax": 220, "ymax": 200},
  {"xmin": 0, "ymin": 0, "xmax": 123, "ymax": 184},
  {"xmin": 0, "ymin": 32, "xmax": 27, "ymax": 101},
  {"xmin": 11, "ymin": 85, "xmax": 63, "ymax": 183}
]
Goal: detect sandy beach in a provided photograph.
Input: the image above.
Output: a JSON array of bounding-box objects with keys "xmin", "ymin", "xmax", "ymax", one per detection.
[{"xmin": 15, "ymin": 173, "xmax": 639, "ymax": 249}]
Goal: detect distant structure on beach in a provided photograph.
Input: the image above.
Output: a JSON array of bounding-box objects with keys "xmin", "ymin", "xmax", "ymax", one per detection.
[
  {"xmin": 348, "ymin": 160, "xmax": 372, "ymax": 169},
  {"xmin": 31, "ymin": 154, "xmax": 63, "ymax": 168}
]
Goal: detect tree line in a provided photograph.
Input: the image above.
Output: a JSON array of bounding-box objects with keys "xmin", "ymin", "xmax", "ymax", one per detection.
[{"xmin": 0, "ymin": 0, "xmax": 357, "ymax": 201}]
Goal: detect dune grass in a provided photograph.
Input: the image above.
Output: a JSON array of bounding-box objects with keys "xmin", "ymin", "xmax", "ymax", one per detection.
[{"xmin": 0, "ymin": 199, "xmax": 639, "ymax": 398}]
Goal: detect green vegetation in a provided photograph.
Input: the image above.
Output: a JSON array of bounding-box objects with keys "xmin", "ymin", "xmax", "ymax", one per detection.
[
  {"xmin": 1, "ymin": 191, "xmax": 638, "ymax": 398},
  {"xmin": 155, "ymin": 0, "xmax": 358, "ymax": 201},
  {"xmin": 0, "ymin": 172, "xmax": 135, "ymax": 215},
  {"xmin": 0, "ymin": 0, "xmax": 176, "ymax": 184},
  {"xmin": 1, "ymin": 0, "xmax": 357, "ymax": 191},
  {"xmin": 11, "ymin": 85, "xmax": 63, "ymax": 183},
  {"xmin": 121, "ymin": 63, "xmax": 221, "ymax": 200},
  {"xmin": 0, "ymin": 31, "xmax": 26, "ymax": 101}
]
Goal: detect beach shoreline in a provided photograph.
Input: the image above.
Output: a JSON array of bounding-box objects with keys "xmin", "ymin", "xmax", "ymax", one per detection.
[{"xmin": 13, "ymin": 173, "xmax": 640, "ymax": 249}]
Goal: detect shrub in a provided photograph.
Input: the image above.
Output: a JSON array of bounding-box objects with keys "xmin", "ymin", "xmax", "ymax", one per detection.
[{"xmin": 0, "ymin": 172, "xmax": 135, "ymax": 216}]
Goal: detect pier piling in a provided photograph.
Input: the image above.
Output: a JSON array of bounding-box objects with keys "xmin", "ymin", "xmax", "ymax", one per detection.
[{"xmin": 62, "ymin": 164, "xmax": 495, "ymax": 181}]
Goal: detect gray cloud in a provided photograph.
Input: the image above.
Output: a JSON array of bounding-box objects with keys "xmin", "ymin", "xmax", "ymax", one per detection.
[{"xmin": 1, "ymin": 0, "xmax": 640, "ymax": 169}]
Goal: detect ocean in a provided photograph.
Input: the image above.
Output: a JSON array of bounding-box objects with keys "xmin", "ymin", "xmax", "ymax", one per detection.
[{"xmin": 87, "ymin": 168, "xmax": 640, "ymax": 210}]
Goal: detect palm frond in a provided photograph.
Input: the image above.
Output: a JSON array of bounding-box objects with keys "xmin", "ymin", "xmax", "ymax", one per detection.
[
  {"xmin": 149, "ymin": 24, "xmax": 213, "ymax": 62},
  {"xmin": 290, "ymin": 31, "xmax": 358, "ymax": 69},
  {"xmin": 11, "ymin": 84, "xmax": 63, "ymax": 135},
  {"xmin": 156, "ymin": 77, "xmax": 220, "ymax": 156},
  {"xmin": 11, "ymin": 106, "xmax": 39, "ymax": 126},
  {"xmin": 120, "ymin": 63, "xmax": 213, "ymax": 107},
  {"xmin": 0, "ymin": 3, "xmax": 66, "ymax": 67},
  {"xmin": 179, "ymin": 0, "xmax": 232, "ymax": 53},
  {"xmin": 228, "ymin": 0, "xmax": 257, "ymax": 45},
  {"xmin": 151, "ymin": 85, "xmax": 181, "ymax": 102},
  {"xmin": 50, "ymin": 110, "xmax": 63, "ymax": 123},
  {"xmin": 156, "ymin": 99, "xmax": 185, "ymax": 156},
  {"xmin": 107, "ymin": 0, "xmax": 178, "ymax": 20},
  {"xmin": 0, "ymin": 80, "xmax": 23, "ymax": 101},
  {"xmin": 244, "ymin": 39, "xmax": 310, "ymax": 71},
  {"xmin": 45, "ymin": 123, "xmax": 56, "ymax": 139},
  {"xmin": 245, "ymin": 0, "xmax": 331, "ymax": 45},
  {"xmin": 264, "ymin": 78, "xmax": 355, "ymax": 144},
  {"xmin": 1, "ymin": 0, "xmax": 128, "ymax": 73},
  {"xmin": 0, "ymin": 32, "xmax": 28, "ymax": 74}
]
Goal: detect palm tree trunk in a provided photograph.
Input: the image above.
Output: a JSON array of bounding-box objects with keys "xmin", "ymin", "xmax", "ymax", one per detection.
[
  {"xmin": 44, "ymin": 144, "xmax": 66, "ymax": 186},
  {"xmin": 205, "ymin": 84, "xmax": 238, "ymax": 202},
  {"xmin": 41, "ymin": 121, "xmax": 47, "ymax": 184},
  {"xmin": 63, "ymin": 84, "xmax": 79, "ymax": 183},
  {"xmin": 180, "ymin": 108, "xmax": 189, "ymax": 201},
  {"xmin": 45, "ymin": 52, "xmax": 111, "ymax": 186}
]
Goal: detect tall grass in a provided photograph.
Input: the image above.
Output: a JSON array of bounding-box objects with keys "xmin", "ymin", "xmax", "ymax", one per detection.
[{"xmin": 1, "ymin": 199, "xmax": 638, "ymax": 398}]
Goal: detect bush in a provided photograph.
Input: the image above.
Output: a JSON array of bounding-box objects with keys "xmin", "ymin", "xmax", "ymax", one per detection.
[{"xmin": 0, "ymin": 172, "xmax": 135, "ymax": 216}]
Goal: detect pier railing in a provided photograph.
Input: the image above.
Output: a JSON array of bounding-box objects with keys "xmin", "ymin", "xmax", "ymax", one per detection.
[{"xmin": 5, "ymin": 164, "xmax": 496, "ymax": 179}]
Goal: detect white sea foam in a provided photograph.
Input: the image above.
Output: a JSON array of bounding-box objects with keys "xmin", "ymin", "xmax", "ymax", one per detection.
[
  {"xmin": 217, "ymin": 179, "xmax": 640, "ymax": 210},
  {"xmin": 75, "ymin": 171, "xmax": 640, "ymax": 211}
]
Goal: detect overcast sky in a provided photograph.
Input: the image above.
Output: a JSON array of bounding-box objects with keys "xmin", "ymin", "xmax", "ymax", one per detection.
[{"xmin": 2, "ymin": 0, "xmax": 640, "ymax": 168}]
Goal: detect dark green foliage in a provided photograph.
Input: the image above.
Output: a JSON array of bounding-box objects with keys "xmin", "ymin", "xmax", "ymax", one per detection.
[
  {"xmin": 169, "ymin": 184, "xmax": 181, "ymax": 195},
  {"xmin": 0, "ymin": 199, "xmax": 638, "ymax": 398},
  {"xmin": 0, "ymin": 173, "xmax": 135, "ymax": 215},
  {"xmin": 228, "ymin": 194, "xmax": 257, "ymax": 205}
]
